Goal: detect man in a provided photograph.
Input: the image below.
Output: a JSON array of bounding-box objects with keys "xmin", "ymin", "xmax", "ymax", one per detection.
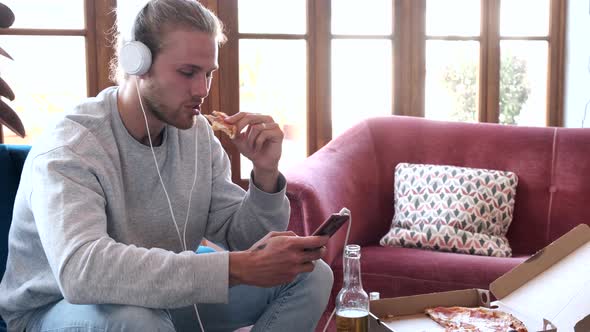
[{"xmin": 0, "ymin": 0, "xmax": 333, "ymax": 331}]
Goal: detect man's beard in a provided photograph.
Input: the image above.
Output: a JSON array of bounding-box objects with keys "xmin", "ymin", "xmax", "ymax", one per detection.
[
  {"xmin": 142, "ymin": 89, "xmax": 195, "ymax": 130},
  {"xmin": 143, "ymin": 95, "xmax": 169, "ymax": 124}
]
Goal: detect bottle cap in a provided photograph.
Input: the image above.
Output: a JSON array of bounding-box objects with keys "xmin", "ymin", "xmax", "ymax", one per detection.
[{"xmin": 370, "ymin": 292, "xmax": 380, "ymax": 300}]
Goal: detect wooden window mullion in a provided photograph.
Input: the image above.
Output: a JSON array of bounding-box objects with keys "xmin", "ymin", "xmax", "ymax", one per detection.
[
  {"xmin": 84, "ymin": 0, "xmax": 98, "ymax": 97},
  {"xmin": 216, "ymin": 0, "xmax": 245, "ymax": 187},
  {"xmin": 394, "ymin": 0, "xmax": 424, "ymax": 118},
  {"xmin": 200, "ymin": 0, "xmax": 221, "ymax": 120},
  {"xmin": 86, "ymin": 0, "xmax": 117, "ymax": 96},
  {"xmin": 394, "ymin": 0, "xmax": 411, "ymax": 116},
  {"xmin": 480, "ymin": 0, "xmax": 500, "ymax": 123},
  {"xmin": 547, "ymin": 0, "xmax": 566, "ymax": 127},
  {"xmin": 310, "ymin": 0, "xmax": 331, "ymax": 153},
  {"xmin": 93, "ymin": 0, "xmax": 117, "ymax": 93},
  {"xmin": 392, "ymin": 0, "xmax": 400, "ymax": 115},
  {"xmin": 479, "ymin": 0, "xmax": 488, "ymax": 122},
  {"xmin": 410, "ymin": 0, "xmax": 425, "ymax": 118}
]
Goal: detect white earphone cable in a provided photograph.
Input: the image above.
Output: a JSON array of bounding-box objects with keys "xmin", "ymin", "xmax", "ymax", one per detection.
[
  {"xmin": 136, "ymin": 80, "xmax": 185, "ymax": 249},
  {"xmin": 322, "ymin": 208, "xmax": 352, "ymax": 332},
  {"xmin": 134, "ymin": 78, "xmax": 205, "ymax": 332},
  {"xmin": 183, "ymin": 118, "xmax": 200, "ymax": 250}
]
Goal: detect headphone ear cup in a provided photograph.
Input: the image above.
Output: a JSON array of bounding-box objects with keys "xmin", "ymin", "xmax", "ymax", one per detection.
[{"xmin": 120, "ymin": 41, "xmax": 152, "ymax": 76}]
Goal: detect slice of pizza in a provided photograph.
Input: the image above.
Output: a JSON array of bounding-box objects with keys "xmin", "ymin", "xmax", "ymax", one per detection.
[
  {"xmin": 203, "ymin": 110, "xmax": 237, "ymax": 139},
  {"xmin": 425, "ymin": 306, "xmax": 528, "ymax": 332}
]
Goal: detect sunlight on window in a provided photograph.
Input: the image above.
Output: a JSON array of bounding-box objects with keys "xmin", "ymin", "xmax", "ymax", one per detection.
[
  {"xmin": 238, "ymin": 40, "xmax": 307, "ymax": 178},
  {"xmin": 2, "ymin": 0, "xmax": 84, "ymax": 29},
  {"xmin": 500, "ymin": 0, "xmax": 549, "ymax": 37},
  {"xmin": 426, "ymin": 0, "xmax": 480, "ymax": 36},
  {"xmin": 331, "ymin": 39, "xmax": 392, "ymax": 137},
  {"xmin": 0, "ymin": 36, "xmax": 87, "ymax": 144},
  {"xmin": 500, "ymin": 41, "xmax": 547, "ymax": 127},
  {"xmin": 332, "ymin": 0, "xmax": 392, "ymax": 35},
  {"xmin": 116, "ymin": 0, "xmax": 150, "ymax": 40},
  {"xmin": 425, "ymin": 41, "xmax": 480, "ymax": 123},
  {"xmin": 238, "ymin": 0, "xmax": 306, "ymax": 34}
]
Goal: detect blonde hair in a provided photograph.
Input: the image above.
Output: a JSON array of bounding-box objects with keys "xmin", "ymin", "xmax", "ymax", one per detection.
[{"xmin": 109, "ymin": 0, "xmax": 226, "ymax": 84}]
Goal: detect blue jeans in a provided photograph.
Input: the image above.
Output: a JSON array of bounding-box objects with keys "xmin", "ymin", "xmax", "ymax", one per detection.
[{"xmin": 26, "ymin": 260, "xmax": 333, "ymax": 332}]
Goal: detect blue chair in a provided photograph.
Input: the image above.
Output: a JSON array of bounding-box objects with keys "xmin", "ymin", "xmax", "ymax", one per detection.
[
  {"xmin": 0, "ymin": 144, "xmax": 30, "ymax": 331},
  {"xmin": 0, "ymin": 144, "xmax": 215, "ymax": 330},
  {"xmin": 0, "ymin": 144, "xmax": 29, "ymax": 278}
]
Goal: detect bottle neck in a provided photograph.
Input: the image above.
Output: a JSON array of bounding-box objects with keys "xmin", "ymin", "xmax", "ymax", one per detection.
[{"xmin": 343, "ymin": 255, "xmax": 362, "ymax": 288}]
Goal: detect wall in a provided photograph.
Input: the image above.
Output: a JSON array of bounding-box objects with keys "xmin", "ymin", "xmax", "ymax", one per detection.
[{"xmin": 564, "ymin": 0, "xmax": 590, "ymax": 127}]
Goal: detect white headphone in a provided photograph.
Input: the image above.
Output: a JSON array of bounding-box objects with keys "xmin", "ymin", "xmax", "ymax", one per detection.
[{"xmin": 120, "ymin": 40, "xmax": 152, "ymax": 76}]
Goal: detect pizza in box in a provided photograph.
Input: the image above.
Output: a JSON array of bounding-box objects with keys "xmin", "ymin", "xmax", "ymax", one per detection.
[{"xmin": 425, "ymin": 306, "xmax": 527, "ymax": 332}]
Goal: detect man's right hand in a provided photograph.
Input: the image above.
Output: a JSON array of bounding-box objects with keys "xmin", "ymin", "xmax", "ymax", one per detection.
[{"xmin": 228, "ymin": 231, "xmax": 329, "ymax": 287}]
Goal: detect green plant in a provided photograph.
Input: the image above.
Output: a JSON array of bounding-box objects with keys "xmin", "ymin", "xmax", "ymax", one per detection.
[
  {"xmin": 443, "ymin": 54, "xmax": 530, "ymax": 125},
  {"xmin": 0, "ymin": 2, "xmax": 25, "ymax": 140},
  {"xmin": 498, "ymin": 55, "xmax": 530, "ymax": 125}
]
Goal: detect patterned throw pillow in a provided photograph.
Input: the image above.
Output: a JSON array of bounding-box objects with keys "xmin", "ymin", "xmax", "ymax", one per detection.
[{"xmin": 380, "ymin": 163, "xmax": 518, "ymax": 257}]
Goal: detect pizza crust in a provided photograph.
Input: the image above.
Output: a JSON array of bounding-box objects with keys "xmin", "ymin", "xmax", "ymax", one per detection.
[{"xmin": 203, "ymin": 111, "xmax": 237, "ymax": 139}]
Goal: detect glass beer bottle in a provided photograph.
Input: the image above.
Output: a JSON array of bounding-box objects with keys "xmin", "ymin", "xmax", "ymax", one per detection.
[{"xmin": 335, "ymin": 244, "xmax": 369, "ymax": 332}]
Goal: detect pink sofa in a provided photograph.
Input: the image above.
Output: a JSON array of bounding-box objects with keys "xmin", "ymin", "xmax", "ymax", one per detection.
[{"xmin": 285, "ymin": 115, "xmax": 590, "ymax": 313}]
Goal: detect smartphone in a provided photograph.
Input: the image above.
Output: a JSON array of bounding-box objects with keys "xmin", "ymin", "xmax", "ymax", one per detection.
[
  {"xmin": 311, "ymin": 213, "xmax": 349, "ymax": 237},
  {"xmin": 304, "ymin": 213, "xmax": 349, "ymax": 252}
]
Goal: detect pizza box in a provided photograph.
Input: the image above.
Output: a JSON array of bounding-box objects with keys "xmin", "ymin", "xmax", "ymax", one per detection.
[
  {"xmin": 369, "ymin": 289, "xmax": 496, "ymax": 332},
  {"xmin": 368, "ymin": 223, "xmax": 590, "ymax": 332},
  {"xmin": 489, "ymin": 223, "xmax": 590, "ymax": 331}
]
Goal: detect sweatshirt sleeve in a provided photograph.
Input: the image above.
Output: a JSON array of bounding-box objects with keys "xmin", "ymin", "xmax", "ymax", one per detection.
[
  {"xmin": 30, "ymin": 147, "xmax": 229, "ymax": 308},
  {"xmin": 204, "ymin": 133, "xmax": 291, "ymax": 251}
]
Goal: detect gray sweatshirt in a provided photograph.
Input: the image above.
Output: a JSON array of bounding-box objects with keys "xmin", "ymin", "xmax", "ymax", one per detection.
[{"xmin": 0, "ymin": 86, "xmax": 290, "ymax": 331}]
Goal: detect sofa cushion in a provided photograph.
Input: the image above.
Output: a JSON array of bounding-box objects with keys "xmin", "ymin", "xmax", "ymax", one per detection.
[{"xmin": 380, "ymin": 163, "xmax": 518, "ymax": 257}]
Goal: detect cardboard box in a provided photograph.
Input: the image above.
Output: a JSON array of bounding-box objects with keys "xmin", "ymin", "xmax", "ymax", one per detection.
[
  {"xmin": 369, "ymin": 224, "xmax": 590, "ymax": 331},
  {"xmin": 369, "ymin": 289, "xmax": 491, "ymax": 332}
]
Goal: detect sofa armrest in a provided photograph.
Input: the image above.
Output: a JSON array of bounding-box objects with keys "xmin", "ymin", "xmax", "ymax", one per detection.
[{"xmin": 285, "ymin": 121, "xmax": 391, "ymax": 265}]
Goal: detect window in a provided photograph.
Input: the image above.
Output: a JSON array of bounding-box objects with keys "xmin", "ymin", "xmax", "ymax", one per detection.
[
  {"xmin": 424, "ymin": 0, "xmax": 556, "ymax": 126},
  {"xmin": 216, "ymin": 0, "xmax": 308, "ymax": 184},
  {"xmin": 1, "ymin": 1, "xmax": 564, "ymax": 186},
  {"xmin": 0, "ymin": 0, "xmax": 116, "ymax": 144},
  {"xmin": 331, "ymin": 0, "xmax": 393, "ymax": 137},
  {"xmin": 217, "ymin": 0, "xmax": 565, "ymax": 186},
  {"xmin": 236, "ymin": 0, "xmax": 307, "ymax": 179}
]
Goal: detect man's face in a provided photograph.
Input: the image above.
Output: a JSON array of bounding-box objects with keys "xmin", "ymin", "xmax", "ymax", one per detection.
[{"xmin": 141, "ymin": 28, "xmax": 219, "ymax": 130}]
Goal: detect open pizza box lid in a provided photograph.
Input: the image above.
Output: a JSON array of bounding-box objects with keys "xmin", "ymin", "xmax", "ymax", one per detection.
[
  {"xmin": 368, "ymin": 224, "xmax": 590, "ymax": 332},
  {"xmin": 489, "ymin": 223, "xmax": 590, "ymax": 331}
]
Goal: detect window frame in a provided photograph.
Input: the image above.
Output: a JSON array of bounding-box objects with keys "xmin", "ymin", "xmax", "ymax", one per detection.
[
  {"xmin": 394, "ymin": 0, "xmax": 565, "ymax": 125},
  {"xmin": 475, "ymin": 0, "xmax": 565, "ymax": 125},
  {"xmin": 0, "ymin": 0, "xmax": 116, "ymax": 142},
  {"xmin": 0, "ymin": 0, "xmax": 566, "ymax": 178},
  {"xmin": 216, "ymin": 0, "xmax": 566, "ymax": 187},
  {"xmin": 217, "ymin": 0, "xmax": 315, "ymax": 187}
]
